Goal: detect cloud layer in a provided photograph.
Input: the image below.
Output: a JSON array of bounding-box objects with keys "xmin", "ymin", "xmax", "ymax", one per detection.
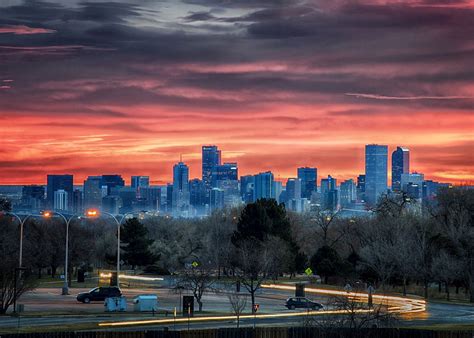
[{"xmin": 0, "ymin": 0, "xmax": 473, "ymax": 184}]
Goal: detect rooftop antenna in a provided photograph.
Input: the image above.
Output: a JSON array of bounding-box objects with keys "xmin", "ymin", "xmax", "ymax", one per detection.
[{"xmin": 180, "ymin": 154, "xmax": 183, "ymax": 162}]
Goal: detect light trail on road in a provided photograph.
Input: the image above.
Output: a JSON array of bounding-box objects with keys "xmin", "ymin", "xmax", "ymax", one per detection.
[
  {"xmin": 99, "ymin": 309, "xmax": 372, "ymax": 327},
  {"xmin": 261, "ymin": 284, "xmax": 426, "ymax": 315},
  {"xmin": 98, "ymin": 283, "xmax": 426, "ymax": 328}
]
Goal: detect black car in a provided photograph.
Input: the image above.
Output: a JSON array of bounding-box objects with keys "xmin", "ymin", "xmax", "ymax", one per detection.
[
  {"xmin": 76, "ymin": 287, "xmax": 122, "ymax": 303},
  {"xmin": 285, "ymin": 297, "xmax": 323, "ymax": 310}
]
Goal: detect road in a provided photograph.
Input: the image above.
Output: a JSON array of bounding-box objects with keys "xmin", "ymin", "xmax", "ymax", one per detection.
[{"xmin": 0, "ymin": 286, "xmax": 472, "ymax": 332}]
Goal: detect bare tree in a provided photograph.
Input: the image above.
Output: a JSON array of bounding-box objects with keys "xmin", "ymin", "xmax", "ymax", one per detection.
[
  {"xmin": 176, "ymin": 264, "xmax": 214, "ymax": 312},
  {"xmin": 232, "ymin": 239, "xmax": 271, "ymax": 313},
  {"xmin": 227, "ymin": 291, "xmax": 247, "ymax": 328},
  {"xmin": 432, "ymin": 250, "xmax": 464, "ymax": 301}
]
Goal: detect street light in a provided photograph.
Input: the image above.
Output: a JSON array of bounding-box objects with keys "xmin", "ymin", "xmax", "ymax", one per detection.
[
  {"xmin": 42, "ymin": 211, "xmax": 78, "ymax": 295},
  {"xmin": 0, "ymin": 212, "xmax": 33, "ymax": 268},
  {"xmin": 86, "ymin": 209, "xmax": 133, "ymax": 287}
]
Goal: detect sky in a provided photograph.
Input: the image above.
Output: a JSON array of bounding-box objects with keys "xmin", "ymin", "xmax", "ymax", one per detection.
[{"xmin": 0, "ymin": 0, "xmax": 473, "ymax": 185}]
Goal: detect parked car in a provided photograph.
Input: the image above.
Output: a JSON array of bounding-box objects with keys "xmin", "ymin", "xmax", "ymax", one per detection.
[
  {"xmin": 285, "ymin": 297, "xmax": 323, "ymax": 310},
  {"xmin": 76, "ymin": 286, "xmax": 122, "ymax": 303}
]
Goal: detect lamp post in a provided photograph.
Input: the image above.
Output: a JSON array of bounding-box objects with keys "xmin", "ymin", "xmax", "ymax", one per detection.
[
  {"xmin": 1, "ymin": 212, "xmax": 33, "ymax": 268},
  {"xmin": 42, "ymin": 211, "xmax": 78, "ymax": 295},
  {"xmin": 86, "ymin": 210, "xmax": 132, "ymax": 287}
]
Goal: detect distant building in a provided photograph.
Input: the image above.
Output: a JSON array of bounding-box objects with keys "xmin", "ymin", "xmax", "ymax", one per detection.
[
  {"xmin": 202, "ymin": 145, "xmax": 221, "ymax": 198},
  {"xmin": 285, "ymin": 178, "xmax": 301, "ymax": 202},
  {"xmin": 392, "ymin": 147, "xmax": 410, "ymax": 192},
  {"xmin": 297, "ymin": 167, "xmax": 317, "ymax": 199},
  {"xmin": 102, "ymin": 195, "xmax": 122, "ymax": 215},
  {"xmin": 356, "ymin": 174, "xmax": 366, "ymax": 202},
  {"xmin": 423, "ymin": 180, "xmax": 451, "ymax": 201},
  {"xmin": 111, "ymin": 186, "xmax": 136, "ymax": 213},
  {"xmin": 273, "ymin": 181, "xmax": 283, "ymax": 203},
  {"xmin": 210, "ymin": 188, "xmax": 225, "ymax": 211},
  {"xmin": 211, "ymin": 162, "xmax": 238, "ymax": 187},
  {"xmin": 53, "ymin": 189, "xmax": 68, "ymax": 211},
  {"xmin": 173, "ymin": 161, "xmax": 190, "ymax": 215},
  {"xmin": 72, "ymin": 189, "xmax": 83, "ymax": 214},
  {"xmin": 254, "ymin": 171, "xmax": 274, "ymax": 200},
  {"xmin": 217, "ymin": 179, "xmax": 241, "ymax": 208},
  {"xmin": 166, "ymin": 184, "xmax": 173, "ymax": 213},
  {"xmin": 365, "ymin": 144, "xmax": 388, "ymax": 206},
  {"xmin": 131, "ymin": 176, "xmax": 150, "ymax": 197},
  {"xmin": 340, "ymin": 179, "xmax": 357, "ymax": 208},
  {"xmin": 21, "ymin": 185, "xmax": 45, "ymax": 211},
  {"xmin": 189, "ymin": 178, "xmax": 207, "ymax": 213},
  {"xmin": 83, "ymin": 176, "xmax": 102, "ymax": 210},
  {"xmin": 47, "ymin": 174, "xmax": 73, "ymax": 209},
  {"xmin": 321, "ymin": 175, "xmax": 339, "ymax": 211},
  {"xmin": 101, "ymin": 175, "xmax": 125, "ymax": 195},
  {"xmin": 401, "ymin": 173, "xmax": 424, "ymax": 200},
  {"xmin": 137, "ymin": 186, "xmax": 161, "ymax": 211},
  {"xmin": 240, "ymin": 175, "xmax": 255, "ymax": 203}
]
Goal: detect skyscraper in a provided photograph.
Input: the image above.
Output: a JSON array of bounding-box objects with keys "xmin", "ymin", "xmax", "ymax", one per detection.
[
  {"xmin": 253, "ymin": 171, "xmax": 274, "ymax": 200},
  {"xmin": 365, "ymin": 144, "xmax": 388, "ymax": 206},
  {"xmin": 285, "ymin": 178, "xmax": 302, "ymax": 201},
  {"xmin": 356, "ymin": 174, "xmax": 366, "ymax": 202},
  {"xmin": 173, "ymin": 161, "xmax": 190, "ymax": 214},
  {"xmin": 131, "ymin": 176, "xmax": 150, "ymax": 196},
  {"xmin": 47, "ymin": 174, "xmax": 73, "ymax": 209},
  {"xmin": 340, "ymin": 179, "xmax": 356, "ymax": 208},
  {"xmin": 297, "ymin": 167, "xmax": 317, "ymax": 199},
  {"xmin": 189, "ymin": 178, "xmax": 206, "ymax": 212},
  {"xmin": 240, "ymin": 175, "xmax": 255, "ymax": 203},
  {"xmin": 202, "ymin": 145, "xmax": 221, "ymax": 197},
  {"xmin": 101, "ymin": 175, "xmax": 125, "ymax": 195},
  {"xmin": 83, "ymin": 176, "xmax": 102, "ymax": 210},
  {"xmin": 21, "ymin": 185, "xmax": 45, "ymax": 211},
  {"xmin": 321, "ymin": 175, "xmax": 338, "ymax": 211},
  {"xmin": 391, "ymin": 147, "xmax": 410, "ymax": 192},
  {"xmin": 211, "ymin": 162, "xmax": 238, "ymax": 187}
]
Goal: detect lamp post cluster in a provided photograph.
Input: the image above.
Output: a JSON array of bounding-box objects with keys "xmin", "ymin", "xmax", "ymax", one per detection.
[{"xmin": 1, "ymin": 209, "xmax": 131, "ymax": 296}]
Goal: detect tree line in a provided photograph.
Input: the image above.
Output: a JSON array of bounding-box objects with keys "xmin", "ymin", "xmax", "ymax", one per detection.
[{"xmin": 0, "ymin": 186, "xmax": 473, "ymax": 314}]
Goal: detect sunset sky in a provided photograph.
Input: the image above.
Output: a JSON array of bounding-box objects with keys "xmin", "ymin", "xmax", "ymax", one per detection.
[{"xmin": 0, "ymin": 0, "xmax": 473, "ymax": 185}]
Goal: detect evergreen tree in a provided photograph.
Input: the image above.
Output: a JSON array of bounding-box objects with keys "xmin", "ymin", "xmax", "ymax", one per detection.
[{"xmin": 120, "ymin": 218, "xmax": 159, "ymax": 269}]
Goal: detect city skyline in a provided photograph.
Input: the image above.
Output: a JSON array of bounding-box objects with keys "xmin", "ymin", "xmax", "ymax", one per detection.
[
  {"xmin": 1, "ymin": 1, "xmax": 473, "ymax": 185},
  {"xmin": 0, "ymin": 143, "xmax": 469, "ymax": 186}
]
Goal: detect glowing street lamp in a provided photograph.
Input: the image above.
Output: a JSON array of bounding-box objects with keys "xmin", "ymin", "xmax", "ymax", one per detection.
[
  {"xmin": 85, "ymin": 209, "xmax": 133, "ymax": 287},
  {"xmin": 42, "ymin": 211, "xmax": 78, "ymax": 295}
]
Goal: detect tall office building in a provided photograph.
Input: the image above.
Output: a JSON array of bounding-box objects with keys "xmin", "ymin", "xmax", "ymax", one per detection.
[
  {"xmin": 391, "ymin": 147, "xmax": 410, "ymax": 192},
  {"xmin": 202, "ymin": 145, "xmax": 221, "ymax": 196},
  {"xmin": 131, "ymin": 176, "xmax": 150, "ymax": 197},
  {"xmin": 72, "ymin": 189, "xmax": 83, "ymax": 213},
  {"xmin": 173, "ymin": 161, "xmax": 190, "ymax": 213},
  {"xmin": 139, "ymin": 186, "xmax": 161, "ymax": 211},
  {"xmin": 21, "ymin": 185, "xmax": 45, "ymax": 211},
  {"xmin": 297, "ymin": 167, "xmax": 317, "ymax": 199},
  {"xmin": 53, "ymin": 189, "xmax": 68, "ymax": 211},
  {"xmin": 189, "ymin": 178, "xmax": 206, "ymax": 211},
  {"xmin": 340, "ymin": 179, "xmax": 357, "ymax": 208},
  {"xmin": 321, "ymin": 175, "xmax": 339, "ymax": 211},
  {"xmin": 83, "ymin": 176, "xmax": 103, "ymax": 210},
  {"xmin": 285, "ymin": 178, "xmax": 302, "ymax": 201},
  {"xmin": 356, "ymin": 174, "xmax": 366, "ymax": 202},
  {"xmin": 211, "ymin": 163, "xmax": 238, "ymax": 187},
  {"xmin": 365, "ymin": 144, "xmax": 388, "ymax": 206},
  {"xmin": 401, "ymin": 173, "xmax": 424, "ymax": 199},
  {"xmin": 47, "ymin": 174, "xmax": 73, "ymax": 209},
  {"xmin": 101, "ymin": 175, "xmax": 125, "ymax": 195},
  {"xmin": 253, "ymin": 171, "xmax": 274, "ymax": 200},
  {"xmin": 240, "ymin": 175, "xmax": 255, "ymax": 203}
]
